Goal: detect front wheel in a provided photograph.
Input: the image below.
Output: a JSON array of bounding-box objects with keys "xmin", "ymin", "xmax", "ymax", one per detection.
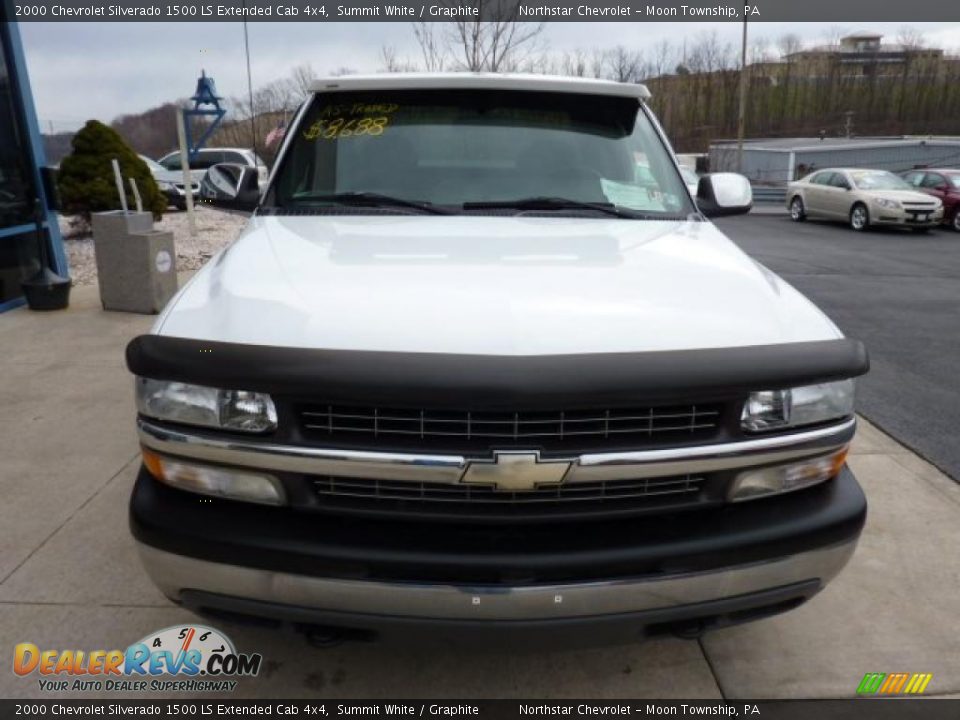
[
  {"xmin": 952, "ymin": 209, "xmax": 960, "ymax": 233},
  {"xmin": 789, "ymin": 196, "xmax": 806, "ymax": 222},
  {"xmin": 849, "ymin": 203, "xmax": 869, "ymax": 232}
]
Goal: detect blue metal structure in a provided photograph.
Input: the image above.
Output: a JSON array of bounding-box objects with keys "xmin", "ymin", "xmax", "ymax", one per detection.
[
  {"xmin": 183, "ymin": 71, "xmax": 227, "ymax": 161},
  {"xmin": 0, "ymin": 10, "xmax": 68, "ymax": 313}
]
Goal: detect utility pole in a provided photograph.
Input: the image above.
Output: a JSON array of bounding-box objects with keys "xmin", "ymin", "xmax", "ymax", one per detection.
[
  {"xmin": 242, "ymin": 12, "xmax": 257, "ymax": 162},
  {"xmin": 736, "ymin": 15, "xmax": 749, "ymax": 173}
]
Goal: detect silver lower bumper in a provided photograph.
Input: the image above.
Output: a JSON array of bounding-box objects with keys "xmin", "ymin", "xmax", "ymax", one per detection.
[{"xmin": 137, "ymin": 539, "xmax": 857, "ymax": 622}]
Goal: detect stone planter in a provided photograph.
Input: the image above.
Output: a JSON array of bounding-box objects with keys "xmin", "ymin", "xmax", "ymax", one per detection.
[{"xmin": 91, "ymin": 211, "xmax": 178, "ymax": 314}]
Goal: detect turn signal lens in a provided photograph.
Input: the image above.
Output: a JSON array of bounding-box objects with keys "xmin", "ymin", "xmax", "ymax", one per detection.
[
  {"xmin": 730, "ymin": 447, "xmax": 849, "ymax": 502},
  {"xmin": 141, "ymin": 448, "xmax": 285, "ymax": 505}
]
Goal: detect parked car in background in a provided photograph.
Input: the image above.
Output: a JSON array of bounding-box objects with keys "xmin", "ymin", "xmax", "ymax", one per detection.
[
  {"xmin": 787, "ymin": 168, "xmax": 943, "ymax": 232},
  {"xmin": 139, "ymin": 155, "xmax": 198, "ymax": 211},
  {"xmin": 157, "ymin": 147, "xmax": 269, "ymax": 186},
  {"xmin": 900, "ymin": 168, "xmax": 960, "ymax": 232}
]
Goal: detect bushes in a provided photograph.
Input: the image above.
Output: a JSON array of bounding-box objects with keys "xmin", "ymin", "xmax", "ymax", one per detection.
[{"xmin": 57, "ymin": 120, "xmax": 166, "ymax": 224}]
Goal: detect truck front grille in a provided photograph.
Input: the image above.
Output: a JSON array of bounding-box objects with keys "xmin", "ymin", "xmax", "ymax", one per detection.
[
  {"xmin": 309, "ymin": 474, "xmax": 709, "ymax": 520},
  {"xmin": 299, "ymin": 403, "xmax": 724, "ymax": 454}
]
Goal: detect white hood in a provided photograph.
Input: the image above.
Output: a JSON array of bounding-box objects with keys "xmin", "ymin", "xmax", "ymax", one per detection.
[{"xmin": 155, "ymin": 215, "xmax": 841, "ymax": 355}]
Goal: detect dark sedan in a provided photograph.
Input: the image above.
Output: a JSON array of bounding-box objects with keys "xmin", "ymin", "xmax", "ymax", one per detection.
[{"xmin": 901, "ymin": 168, "xmax": 960, "ymax": 232}]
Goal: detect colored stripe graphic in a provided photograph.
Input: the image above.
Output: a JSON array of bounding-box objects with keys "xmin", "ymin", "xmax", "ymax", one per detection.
[
  {"xmin": 858, "ymin": 672, "xmax": 932, "ymax": 695},
  {"xmin": 879, "ymin": 673, "xmax": 909, "ymax": 694},
  {"xmin": 904, "ymin": 674, "xmax": 933, "ymax": 694},
  {"xmin": 857, "ymin": 673, "xmax": 886, "ymax": 694}
]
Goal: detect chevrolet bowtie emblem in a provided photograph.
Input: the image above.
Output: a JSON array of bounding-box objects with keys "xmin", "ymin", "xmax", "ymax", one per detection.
[{"xmin": 460, "ymin": 451, "xmax": 571, "ymax": 492}]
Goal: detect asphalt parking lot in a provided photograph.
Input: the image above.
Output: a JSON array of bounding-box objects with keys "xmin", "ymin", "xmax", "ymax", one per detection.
[
  {"xmin": 716, "ymin": 213, "xmax": 960, "ymax": 482},
  {"xmin": 2, "ymin": 216, "xmax": 960, "ymax": 700}
]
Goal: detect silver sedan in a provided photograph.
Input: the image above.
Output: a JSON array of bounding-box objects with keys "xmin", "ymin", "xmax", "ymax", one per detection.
[{"xmin": 787, "ymin": 168, "xmax": 943, "ymax": 232}]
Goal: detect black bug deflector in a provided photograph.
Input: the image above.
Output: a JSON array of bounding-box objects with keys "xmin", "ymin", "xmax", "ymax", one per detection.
[{"xmin": 126, "ymin": 335, "xmax": 869, "ymax": 409}]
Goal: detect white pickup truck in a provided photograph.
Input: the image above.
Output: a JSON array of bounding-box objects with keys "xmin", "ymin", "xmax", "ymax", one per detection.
[{"xmin": 126, "ymin": 73, "xmax": 868, "ymax": 646}]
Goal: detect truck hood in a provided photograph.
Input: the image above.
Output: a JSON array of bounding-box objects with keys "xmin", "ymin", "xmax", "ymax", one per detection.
[{"xmin": 155, "ymin": 214, "xmax": 841, "ymax": 355}]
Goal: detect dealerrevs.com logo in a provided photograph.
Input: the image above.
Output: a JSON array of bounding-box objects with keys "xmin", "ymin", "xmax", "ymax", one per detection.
[{"xmin": 13, "ymin": 625, "xmax": 262, "ymax": 693}]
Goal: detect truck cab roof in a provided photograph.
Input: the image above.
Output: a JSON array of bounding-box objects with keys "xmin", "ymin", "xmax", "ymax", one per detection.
[{"xmin": 308, "ymin": 72, "xmax": 652, "ymax": 100}]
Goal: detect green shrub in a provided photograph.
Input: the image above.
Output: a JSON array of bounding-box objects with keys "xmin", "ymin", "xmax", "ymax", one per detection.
[{"xmin": 57, "ymin": 120, "xmax": 166, "ymax": 223}]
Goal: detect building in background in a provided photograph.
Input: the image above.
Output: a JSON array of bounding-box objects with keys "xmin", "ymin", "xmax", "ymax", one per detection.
[
  {"xmin": 782, "ymin": 32, "xmax": 945, "ymax": 79},
  {"xmin": 0, "ymin": 8, "xmax": 67, "ymax": 312},
  {"xmin": 710, "ymin": 136, "xmax": 960, "ymax": 186}
]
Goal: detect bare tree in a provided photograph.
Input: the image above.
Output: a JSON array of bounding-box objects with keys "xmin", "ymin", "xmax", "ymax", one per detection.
[
  {"xmin": 650, "ymin": 40, "xmax": 674, "ymax": 79},
  {"xmin": 519, "ymin": 51, "xmax": 559, "ymax": 75},
  {"xmin": 749, "ymin": 36, "xmax": 773, "ymax": 65},
  {"xmin": 288, "ymin": 63, "xmax": 317, "ymax": 100},
  {"xmin": 896, "ymin": 26, "xmax": 926, "ymax": 51},
  {"xmin": 560, "ymin": 48, "xmax": 590, "ymax": 77},
  {"xmin": 380, "ymin": 45, "xmax": 418, "ymax": 72},
  {"xmin": 777, "ymin": 33, "xmax": 802, "ymax": 59},
  {"xmin": 824, "ymin": 26, "xmax": 848, "ymax": 48},
  {"xmin": 413, "ymin": 22, "xmax": 446, "ymax": 71},
  {"xmin": 410, "ymin": 1, "xmax": 545, "ymax": 73},
  {"xmin": 598, "ymin": 45, "xmax": 645, "ymax": 83}
]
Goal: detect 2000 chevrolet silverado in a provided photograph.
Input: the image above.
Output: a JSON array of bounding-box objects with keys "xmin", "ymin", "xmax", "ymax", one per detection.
[{"xmin": 126, "ymin": 74, "xmax": 869, "ymax": 645}]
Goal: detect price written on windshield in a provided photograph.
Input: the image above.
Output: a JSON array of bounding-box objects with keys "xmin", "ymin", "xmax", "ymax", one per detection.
[
  {"xmin": 302, "ymin": 116, "xmax": 390, "ymax": 140},
  {"xmin": 304, "ymin": 102, "xmax": 400, "ymax": 140}
]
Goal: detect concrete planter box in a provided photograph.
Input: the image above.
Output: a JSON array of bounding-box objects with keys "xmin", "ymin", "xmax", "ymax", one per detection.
[{"xmin": 91, "ymin": 211, "xmax": 178, "ymax": 314}]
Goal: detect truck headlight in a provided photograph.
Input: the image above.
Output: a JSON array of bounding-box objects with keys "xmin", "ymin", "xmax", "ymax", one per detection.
[
  {"xmin": 741, "ymin": 379, "xmax": 855, "ymax": 432},
  {"xmin": 873, "ymin": 198, "xmax": 901, "ymax": 210},
  {"xmin": 142, "ymin": 449, "xmax": 284, "ymax": 505},
  {"xmin": 135, "ymin": 377, "xmax": 277, "ymax": 433}
]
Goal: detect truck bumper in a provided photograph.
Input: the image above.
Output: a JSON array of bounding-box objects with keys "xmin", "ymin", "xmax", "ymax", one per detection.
[{"xmin": 130, "ymin": 465, "xmax": 866, "ymax": 644}]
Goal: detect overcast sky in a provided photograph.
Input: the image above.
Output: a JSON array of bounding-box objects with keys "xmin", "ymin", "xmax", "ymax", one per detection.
[{"xmin": 20, "ymin": 21, "xmax": 960, "ymax": 135}]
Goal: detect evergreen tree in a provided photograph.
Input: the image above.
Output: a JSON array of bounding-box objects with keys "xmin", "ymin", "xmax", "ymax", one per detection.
[{"xmin": 58, "ymin": 120, "xmax": 166, "ymax": 223}]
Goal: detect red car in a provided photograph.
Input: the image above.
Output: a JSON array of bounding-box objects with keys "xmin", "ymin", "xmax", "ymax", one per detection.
[{"xmin": 901, "ymin": 168, "xmax": 960, "ymax": 232}]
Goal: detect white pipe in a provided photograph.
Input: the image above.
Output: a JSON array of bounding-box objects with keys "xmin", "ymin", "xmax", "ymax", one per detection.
[
  {"xmin": 176, "ymin": 110, "xmax": 197, "ymax": 237},
  {"xmin": 111, "ymin": 158, "xmax": 128, "ymax": 214},
  {"xmin": 128, "ymin": 177, "xmax": 143, "ymax": 213}
]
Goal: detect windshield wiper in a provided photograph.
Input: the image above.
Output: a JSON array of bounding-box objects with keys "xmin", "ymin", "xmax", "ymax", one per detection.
[
  {"xmin": 463, "ymin": 197, "xmax": 670, "ymax": 220},
  {"xmin": 289, "ymin": 191, "xmax": 454, "ymax": 215}
]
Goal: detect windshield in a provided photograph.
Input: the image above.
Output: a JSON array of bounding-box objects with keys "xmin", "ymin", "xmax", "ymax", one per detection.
[
  {"xmin": 140, "ymin": 156, "xmax": 165, "ymax": 173},
  {"xmin": 268, "ymin": 89, "xmax": 692, "ymax": 217},
  {"xmin": 849, "ymin": 170, "xmax": 912, "ymax": 191},
  {"xmin": 948, "ymin": 174, "xmax": 960, "ymax": 189},
  {"xmin": 679, "ymin": 166, "xmax": 699, "ymax": 185}
]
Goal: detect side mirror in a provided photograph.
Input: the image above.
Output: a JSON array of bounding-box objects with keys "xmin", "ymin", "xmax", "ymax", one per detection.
[
  {"xmin": 696, "ymin": 173, "xmax": 752, "ymax": 217},
  {"xmin": 236, "ymin": 167, "xmax": 261, "ymax": 210},
  {"xmin": 200, "ymin": 163, "xmax": 260, "ymax": 211}
]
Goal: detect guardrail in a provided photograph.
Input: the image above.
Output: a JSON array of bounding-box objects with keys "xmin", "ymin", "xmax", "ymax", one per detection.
[{"xmin": 751, "ymin": 187, "xmax": 787, "ymax": 204}]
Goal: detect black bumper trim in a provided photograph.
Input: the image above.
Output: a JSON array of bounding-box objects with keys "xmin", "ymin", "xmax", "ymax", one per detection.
[{"xmin": 130, "ymin": 466, "xmax": 866, "ymax": 585}]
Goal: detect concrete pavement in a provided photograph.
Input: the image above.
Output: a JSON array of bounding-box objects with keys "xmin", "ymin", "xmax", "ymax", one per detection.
[{"xmin": 2, "ymin": 280, "xmax": 959, "ymax": 699}]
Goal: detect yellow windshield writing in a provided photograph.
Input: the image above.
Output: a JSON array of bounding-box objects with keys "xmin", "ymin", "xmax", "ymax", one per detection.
[
  {"xmin": 302, "ymin": 116, "xmax": 389, "ymax": 140},
  {"xmin": 303, "ymin": 102, "xmax": 400, "ymax": 140}
]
